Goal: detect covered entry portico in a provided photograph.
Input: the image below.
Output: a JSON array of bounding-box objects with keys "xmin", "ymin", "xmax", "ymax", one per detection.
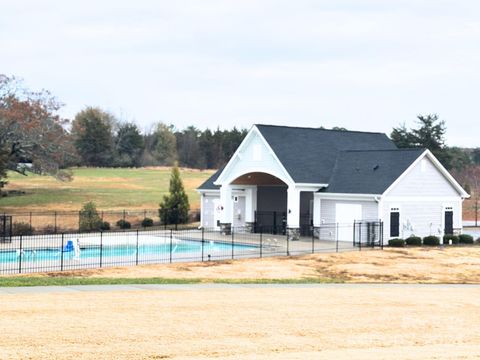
[
  {"xmin": 211, "ymin": 125, "xmax": 326, "ymax": 240},
  {"xmin": 217, "ymin": 171, "xmax": 320, "ymax": 239}
]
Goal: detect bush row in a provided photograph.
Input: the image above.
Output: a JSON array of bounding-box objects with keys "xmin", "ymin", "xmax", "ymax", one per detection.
[
  {"xmin": 11, "ymin": 217, "xmax": 156, "ymax": 236},
  {"xmin": 388, "ymin": 234, "xmax": 477, "ymax": 247}
]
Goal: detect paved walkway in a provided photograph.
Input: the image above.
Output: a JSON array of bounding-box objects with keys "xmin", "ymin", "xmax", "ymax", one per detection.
[{"xmin": 1, "ymin": 282, "xmax": 479, "ymax": 294}]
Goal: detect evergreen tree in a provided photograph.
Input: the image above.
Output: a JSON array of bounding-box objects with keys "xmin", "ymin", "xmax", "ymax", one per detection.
[
  {"xmin": 71, "ymin": 107, "xmax": 115, "ymax": 166},
  {"xmin": 151, "ymin": 123, "xmax": 177, "ymax": 165},
  {"xmin": 176, "ymin": 126, "xmax": 202, "ymax": 168},
  {"xmin": 390, "ymin": 114, "xmax": 466, "ymax": 170},
  {"xmin": 159, "ymin": 164, "xmax": 190, "ymax": 225},
  {"xmin": 114, "ymin": 122, "xmax": 145, "ymax": 167},
  {"xmin": 79, "ymin": 201, "xmax": 103, "ymax": 231}
]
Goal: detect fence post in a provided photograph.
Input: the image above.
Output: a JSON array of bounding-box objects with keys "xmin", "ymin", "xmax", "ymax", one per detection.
[
  {"xmin": 78, "ymin": 211, "xmax": 81, "ymax": 232},
  {"xmin": 169, "ymin": 229, "xmax": 173, "ymax": 263},
  {"xmin": 380, "ymin": 221, "xmax": 384, "ymax": 250},
  {"xmin": 123, "ymin": 209, "xmax": 126, "ymax": 223},
  {"xmin": 311, "ymin": 226, "xmax": 315, "ymax": 254},
  {"xmin": 18, "ymin": 235, "xmax": 23, "ymax": 274},
  {"xmin": 231, "ymin": 227, "xmax": 234, "ymax": 260},
  {"xmin": 286, "ymin": 229, "xmax": 290, "ymax": 256},
  {"xmin": 54, "ymin": 211, "xmax": 57, "ymax": 234},
  {"xmin": 260, "ymin": 230, "xmax": 263, "ymax": 258},
  {"xmin": 336, "ymin": 224, "xmax": 339, "ymax": 253},
  {"xmin": 99, "ymin": 231, "xmax": 103, "ymax": 268},
  {"xmin": 201, "ymin": 227, "xmax": 205, "ymax": 262},
  {"xmin": 29, "ymin": 212, "xmax": 32, "ymax": 232},
  {"xmin": 136, "ymin": 229, "xmax": 139, "ymax": 265},
  {"xmin": 359, "ymin": 223, "xmax": 362, "ymax": 252},
  {"xmin": 60, "ymin": 233, "xmax": 64, "ymax": 272}
]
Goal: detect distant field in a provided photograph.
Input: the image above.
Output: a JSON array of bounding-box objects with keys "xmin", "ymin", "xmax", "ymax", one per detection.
[{"xmin": 0, "ymin": 167, "xmax": 215, "ymax": 212}]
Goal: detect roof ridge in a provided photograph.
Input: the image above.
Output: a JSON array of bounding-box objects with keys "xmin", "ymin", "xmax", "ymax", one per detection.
[
  {"xmin": 341, "ymin": 148, "xmax": 425, "ymax": 153},
  {"xmin": 254, "ymin": 124, "xmax": 388, "ymax": 136}
]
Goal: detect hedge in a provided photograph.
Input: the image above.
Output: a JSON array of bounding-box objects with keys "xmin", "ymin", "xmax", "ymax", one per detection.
[
  {"xmin": 443, "ymin": 234, "xmax": 459, "ymax": 245},
  {"xmin": 388, "ymin": 238, "xmax": 405, "ymax": 247},
  {"xmin": 141, "ymin": 218, "xmax": 154, "ymax": 227},
  {"xmin": 458, "ymin": 234, "xmax": 474, "ymax": 244},
  {"xmin": 405, "ymin": 236, "xmax": 422, "ymax": 246},
  {"xmin": 423, "ymin": 236, "xmax": 440, "ymax": 246},
  {"xmin": 116, "ymin": 219, "xmax": 131, "ymax": 229}
]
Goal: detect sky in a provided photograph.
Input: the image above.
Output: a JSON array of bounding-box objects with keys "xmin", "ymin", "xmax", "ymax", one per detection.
[{"xmin": 1, "ymin": 0, "xmax": 479, "ymax": 146}]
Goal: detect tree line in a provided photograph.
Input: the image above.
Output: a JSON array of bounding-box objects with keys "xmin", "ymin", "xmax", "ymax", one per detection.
[
  {"xmin": 1, "ymin": 74, "xmax": 479, "ymax": 200},
  {"xmin": 71, "ymin": 106, "xmax": 247, "ymax": 169}
]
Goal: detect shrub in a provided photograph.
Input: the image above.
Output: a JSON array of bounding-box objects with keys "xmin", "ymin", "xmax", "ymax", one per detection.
[
  {"xmin": 42, "ymin": 225, "xmax": 57, "ymax": 235},
  {"xmin": 141, "ymin": 217, "xmax": 154, "ymax": 227},
  {"xmin": 116, "ymin": 219, "xmax": 131, "ymax": 229},
  {"xmin": 458, "ymin": 234, "xmax": 474, "ymax": 244},
  {"xmin": 405, "ymin": 236, "xmax": 422, "ymax": 246},
  {"xmin": 443, "ymin": 234, "xmax": 459, "ymax": 245},
  {"xmin": 476, "ymin": 238, "xmax": 480, "ymax": 245},
  {"xmin": 423, "ymin": 236, "xmax": 440, "ymax": 246},
  {"xmin": 13, "ymin": 222, "xmax": 34, "ymax": 236},
  {"xmin": 79, "ymin": 201, "xmax": 103, "ymax": 232},
  {"xmin": 159, "ymin": 165, "xmax": 190, "ymax": 225},
  {"xmin": 388, "ymin": 238, "xmax": 405, "ymax": 247},
  {"xmin": 100, "ymin": 221, "xmax": 111, "ymax": 231}
]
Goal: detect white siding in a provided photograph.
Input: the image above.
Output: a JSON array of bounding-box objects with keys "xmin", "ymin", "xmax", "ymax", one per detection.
[
  {"xmin": 218, "ymin": 130, "xmax": 292, "ymax": 185},
  {"xmin": 387, "ymin": 157, "xmax": 459, "ymax": 197},
  {"xmin": 319, "ymin": 199, "xmax": 378, "ymax": 224},
  {"xmin": 382, "ymin": 199, "xmax": 462, "ymax": 240}
]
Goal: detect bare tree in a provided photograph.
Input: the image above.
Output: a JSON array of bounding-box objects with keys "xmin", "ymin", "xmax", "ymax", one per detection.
[
  {"xmin": 0, "ymin": 75, "xmax": 75, "ymax": 189},
  {"xmin": 460, "ymin": 166, "xmax": 480, "ymax": 226}
]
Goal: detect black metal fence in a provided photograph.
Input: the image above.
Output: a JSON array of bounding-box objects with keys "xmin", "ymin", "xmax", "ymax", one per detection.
[
  {"xmin": 0, "ymin": 222, "xmax": 383, "ymax": 275},
  {"xmin": 1, "ymin": 215, "xmax": 12, "ymax": 243},
  {"xmin": 353, "ymin": 220, "xmax": 384, "ymax": 248},
  {"xmin": 0, "ymin": 209, "xmax": 201, "ymax": 235}
]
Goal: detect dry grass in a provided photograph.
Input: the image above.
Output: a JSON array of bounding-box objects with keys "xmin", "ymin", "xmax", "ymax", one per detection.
[
  {"xmin": 14, "ymin": 246, "xmax": 480, "ymax": 284},
  {"xmin": 1, "ymin": 167, "xmax": 214, "ymax": 212},
  {"xmin": 1, "ymin": 286, "xmax": 480, "ymax": 359}
]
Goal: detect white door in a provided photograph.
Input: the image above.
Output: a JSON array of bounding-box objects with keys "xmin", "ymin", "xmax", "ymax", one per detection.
[
  {"xmin": 335, "ymin": 203, "xmax": 362, "ymax": 242},
  {"xmin": 213, "ymin": 198, "xmax": 222, "ymax": 230}
]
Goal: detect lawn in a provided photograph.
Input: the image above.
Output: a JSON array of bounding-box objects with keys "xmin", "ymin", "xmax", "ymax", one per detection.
[
  {"xmin": 0, "ymin": 167, "xmax": 214, "ymax": 212},
  {"xmin": 2, "ymin": 247, "xmax": 480, "ymax": 359},
  {"xmin": 3, "ymin": 246, "xmax": 480, "ymax": 285}
]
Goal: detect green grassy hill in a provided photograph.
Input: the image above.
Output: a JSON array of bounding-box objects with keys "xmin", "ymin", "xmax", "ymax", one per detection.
[{"xmin": 0, "ymin": 167, "xmax": 214, "ymax": 212}]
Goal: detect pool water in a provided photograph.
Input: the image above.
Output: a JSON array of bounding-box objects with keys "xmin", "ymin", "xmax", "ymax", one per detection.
[{"xmin": 0, "ymin": 239, "xmax": 257, "ymax": 264}]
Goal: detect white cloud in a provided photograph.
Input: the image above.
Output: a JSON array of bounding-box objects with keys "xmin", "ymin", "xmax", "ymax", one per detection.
[{"xmin": 1, "ymin": 0, "xmax": 479, "ymax": 145}]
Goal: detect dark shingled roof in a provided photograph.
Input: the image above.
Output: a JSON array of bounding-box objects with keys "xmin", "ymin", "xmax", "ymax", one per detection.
[
  {"xmin": 323, "ymin": 148, "xmax": 425, "ymax": 194},
  {"xmin": 255, "ymin": 124, "xmax": 397, "ymax": 183},
  {"xmin": 197, "ymin": 125, "xmax": 423, "ymax": 194},
  {"xmin": 197, "ymin": 167, "xmax": 223, "ymax": 190}
]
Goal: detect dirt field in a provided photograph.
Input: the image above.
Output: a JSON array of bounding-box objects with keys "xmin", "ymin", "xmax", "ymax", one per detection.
[
  {"xmin": 1, "ymin": 285, "xmax": 480, "ymax": 359},
  {"xmin": 26, "ymin": 246, "xmax": 480, "ymax": 284}
]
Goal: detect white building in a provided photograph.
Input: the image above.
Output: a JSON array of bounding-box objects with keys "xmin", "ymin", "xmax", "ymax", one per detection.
[{"xmin": 198, "ymin": 125, "xmax": 469, "ymax": 245}]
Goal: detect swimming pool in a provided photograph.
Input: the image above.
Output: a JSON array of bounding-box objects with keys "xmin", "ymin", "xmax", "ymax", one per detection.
[{"xmin": 0, "ymin": 238, "xmax": 258, "ymax": 265}]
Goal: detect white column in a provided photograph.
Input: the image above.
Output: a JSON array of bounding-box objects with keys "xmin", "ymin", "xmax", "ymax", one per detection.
[
  {"xmin": 245, "ymin": 187, "xmax": 257, "ymax": 223},
  {"xmin": 287, "ymin": 186, "xmax": 300, "ymax": 228},
  {"xmin": 313, "ymin": 195, "xmax": 321, "ymax": 227},
  {"xmin": 220, "ymin": 184, "xmax": 233, "ymax": 224}
]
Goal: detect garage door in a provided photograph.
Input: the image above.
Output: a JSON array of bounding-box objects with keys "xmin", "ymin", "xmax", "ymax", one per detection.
[{"xmin": 335, "ymin": 203, "xmax": 362, "ymax": 242}]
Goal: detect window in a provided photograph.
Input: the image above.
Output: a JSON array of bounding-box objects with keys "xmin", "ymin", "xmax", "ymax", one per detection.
[{"xmin": 390, "ymin": 208, "xmax": 400, "ymax": 237}]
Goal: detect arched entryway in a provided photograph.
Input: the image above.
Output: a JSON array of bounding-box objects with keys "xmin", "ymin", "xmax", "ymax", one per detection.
[{"xmin": 232, "ymin": 172, "xmax": 288, "ymax": 234}]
